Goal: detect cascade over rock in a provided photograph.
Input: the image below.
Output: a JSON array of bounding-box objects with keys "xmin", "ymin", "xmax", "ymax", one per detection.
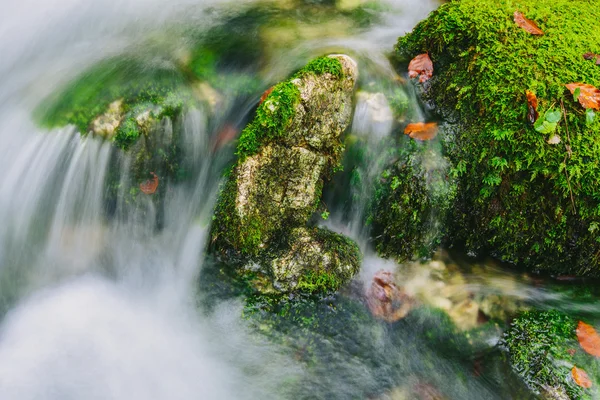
[{"xmin": 210, "ymin": 54, "xmax": 361, "ymax": 294}]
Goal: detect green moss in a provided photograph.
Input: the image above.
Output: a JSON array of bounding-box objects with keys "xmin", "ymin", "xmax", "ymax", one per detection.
[
  {"xmin": 500, "ymin": 310, "xmax": 596, "ymax": 399},
  {"xmin": 236, "ymin": 81, "xmax": 301, "ymax": 159},
  {"xmin": 295, "ymin": 55, "xmax": 343, "ymax": 79},
  {"xmin": 395, "ymin": 0, "xmax": 600, "ymax": 275}
]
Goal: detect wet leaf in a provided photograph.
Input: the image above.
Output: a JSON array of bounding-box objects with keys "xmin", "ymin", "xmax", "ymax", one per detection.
[
  {"xmin": 566, "ymin": 83, "xmax": 600, "ymax": 110},
  {"xmin": 572, "ymin": 366, "xmax": 593, "ymax": 389},
  {"xmin": 404, "ymin": 122, "xmax": 438, "ymax": 140},
  {"xmin": 408, "ymin": 53, "xmax": 434, "ymax": 83},
  {"xmin": 576, "ymin": 321, "xmax": 600, "ymax": 357},
  {"xmin": 526, "ymin": 90, "xmax": 539, "ymax": 125},
  {"xmin": 139, "ymin": 172, "xmax": 159, "ymax": 195},
  {"xmin": 513, "ymin": 11, "xmax": 544, "ymax": 35},
  {"xmin": 583, "ymin": 52, "xmax": 600, "ymax": 66}
]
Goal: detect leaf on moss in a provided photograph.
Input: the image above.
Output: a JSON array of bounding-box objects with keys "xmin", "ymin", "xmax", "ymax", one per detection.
[
  {"xmin": 583, "ymin": 52, "xmax": 600, "ymax": 66},
  {"xmin": 565, "ymin": 83, "xmax": 600, "ymax": 110},
  {"xmin": 404, "ymin": 122, "xmax": 438, "ymax": 140},
  {"xmin": 572, "ymin": 366, "xmax": 593, "ymax": 388},
  {"xmin": 259, "ymin": 86, "xmax": 274, "ymax": 105},
  {"xmin": 526, "ymin": 90, "xmax": 539, "ymax": 125},
  {"xmin": 513, "ymin": 11, "xmax": 544, "ymax": 35},
  {"xmin": 140, "ymin": 172, "xmax": 159, "ymax": 195},
  {"xmin": 408, "ymin": 53, "xmax": 433, "ymax": 83},
  {"xmin": 577, "ymin": 321, "xmax": 600, "ymax": 357},
  {"xmin": 547, "ymin": 134, "xmax": 561, "ymax": 144}
]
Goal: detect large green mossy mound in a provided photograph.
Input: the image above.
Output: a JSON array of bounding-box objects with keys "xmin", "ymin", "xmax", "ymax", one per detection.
[
  {"xmin": 501, "ymin": 310, "xmax": 600, "ymax": 399},
  {"xmin": 395, "ymin": 0, "xmax": 600, "ymax": 275}
]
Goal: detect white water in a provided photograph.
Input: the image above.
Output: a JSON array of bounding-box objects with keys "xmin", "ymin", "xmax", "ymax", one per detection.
[{"xmin": 0, "ymin": 0, "xmax": 438, "ymax": 399}]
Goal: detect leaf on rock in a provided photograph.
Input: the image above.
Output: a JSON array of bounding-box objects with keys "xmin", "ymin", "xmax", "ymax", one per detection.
[
  {"xmin": 408, "ymin": 53, "xmax": 433, "ymax": 83},
  {"xmin": 404, "ymin": 122, "xmax": 438, "ymax": 141},
  {"xmin": 366, "ymin": 270, "xmax": 413, "ymax": 323},
  {"xmin": 566, "ymin": 83, "xmax": 600, "ymax": 110},
  {"xmin": 526, "ymin": 90, "xmax": 539, "ymax": 125},
  {"xmin": 513, "ymin": 11, "xmax": 544, "ymax": 35},
  {"xmin": 583, "ymin": 52, "xmax": 600, "ymax": 66},
  {"xmin": 577, "ymin": 321, "xmax": 600, "ymax": 357},
  {"xmin": 140, "ymin": 172, "xmax": 159, "ymax": 195},
  {"xmin": 572, "ymin": 366, "xmax": 593, "ymax": 389}
]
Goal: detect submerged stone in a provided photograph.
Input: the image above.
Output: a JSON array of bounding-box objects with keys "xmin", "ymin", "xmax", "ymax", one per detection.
[{"xmin": 210, "ymin": 54, "xmax": 361, "ymax": 295}]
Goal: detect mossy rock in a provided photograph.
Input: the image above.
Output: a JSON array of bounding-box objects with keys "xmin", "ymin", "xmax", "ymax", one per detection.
[
  {"xmin": 500, "ymin": 310, "xmax": 600, "ymax": 399},
  {"xmin": 210, "ymin": 54, "xmax": 361, "ymax": 295},
  {"xmin": 395, "ymin": 0, "xmax": 600, "ymax": 275}
]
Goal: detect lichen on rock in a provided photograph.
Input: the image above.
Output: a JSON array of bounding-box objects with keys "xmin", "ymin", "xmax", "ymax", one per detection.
[{"xmin": 210, "ymin": 54, "xmax": 361, "ymax": 295}]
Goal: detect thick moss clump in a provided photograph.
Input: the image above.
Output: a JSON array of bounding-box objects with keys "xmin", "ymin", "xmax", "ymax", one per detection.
[
  {"xmin": 210, "ymin": 54, "xmax": 361, "ymax": 295},
  {"xmin": 395, "ymin": 0, "xmax": 600, "ymax": 275},
  {"xmin": 500, "ymin": 310, "xmax": 599, "ymax": 399},
  {"xmin": 370, "ymin": 137, "xmax": 456, "ymax": 261}
]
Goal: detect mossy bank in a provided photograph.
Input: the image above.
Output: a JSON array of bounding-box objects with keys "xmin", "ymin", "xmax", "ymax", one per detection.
[{"xmin": 393, "ymin": 0, "xmax": 600, "ymax": 275}]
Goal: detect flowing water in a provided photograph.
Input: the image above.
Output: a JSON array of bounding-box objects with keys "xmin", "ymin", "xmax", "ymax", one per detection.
[{"xmin": 1, "ymin": 1, "xmax": 599, "ymax": 399}]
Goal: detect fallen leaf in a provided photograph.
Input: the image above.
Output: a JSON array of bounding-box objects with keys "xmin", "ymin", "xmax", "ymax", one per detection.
[
  {"xmin": 139, "ymin": 172, "xmax": 159, "ymax": 195},
  {"xmin": 408, "ymin": 53, "xmax": 434, "ymax": 83},
  {"xmin": 366, "ymin": 270, "xmax": 413, "ymax": 322},
  {"xmin": 547, "ymin": 134, "xmax": 561, "ymax": 144},
  {"xmin": 572, "ymin": 366, "xmax": 593, "ymax": 389},
  {"xmin": 565, "ymin": 83, "xmax": 600, "ymax": 110},
  {"xmin": 577, "ymin": 321, "xmax": 600, "ymax": 357},
  {"xmin": 514, "ymin": 11, "xmax": 544, "ymax": 35},
  {"xmin": 404, "ymin": 122, "xmax": 438, "ymax": 141},
  {"xmin": 259, "ymin": 87, "xmax": 274, "ymax": 105},
  {"xmin": 583, "ymin": 52, "xmax": 600, "ymax": 66},
  {"xmin": 526, "ymin": 90, "xmax": 539, "ymax": 124}
]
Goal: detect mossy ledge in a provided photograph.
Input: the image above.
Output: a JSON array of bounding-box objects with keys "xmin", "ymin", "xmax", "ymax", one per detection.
[
  {"xmin": 394, "ymin": 0, "xmax": 600, "ymax": 276},
  {"xmin": 210, "ymin": 54, "xmax": 361, "ymax": 295}
]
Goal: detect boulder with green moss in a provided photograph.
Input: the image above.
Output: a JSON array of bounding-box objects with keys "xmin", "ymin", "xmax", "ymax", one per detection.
[
  {"xmin": 210, "ymin": 54, "xmax": 361, "ymax": 295},
  {"xmin": 392, "ymin": 0, "xmax": 600, "ymax": 275},
  {"xmin": 500, "ymin": 310, "xmax": 599, "ymax": 399}
]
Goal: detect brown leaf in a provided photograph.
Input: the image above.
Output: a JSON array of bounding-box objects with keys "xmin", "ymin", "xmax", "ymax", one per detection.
[
  {"xmin": 259, "ymin": 86, "xmax": 274, "ymax": 105},
  {"xmin": 366, "ymin": 270, "xmax": 413, "ymax": 323},
  {"xmin": 408, "ymin": 53, "xmax": 433, "ymax": 83},
  {"xmin": 526, "ymin": 90, "xmax": 539, "ymax": 124},
  {"xmin": 139, "ymin": 172, "xmax": 159, "ymax": 195},
  {"xmin": 572, "ymin": 366, "xmax": 593, "ymax": 389},
  {"xmin": 404, "ymin": 122, "xmax": 438, "ymax": 141},
  {"xmin": 577, "ymin": 321, "xmax": 600, "ymax": 357},
  {"xmin": 514, "ymin": 11, "xmax": 544, "ymax": 35},
  {"xmin": 566, "ymin": 83, "xmax": 600, "ymax": 110},
  {"xmin": 583, "ymin": 52, "xmax": 600, "ymax": 66}
]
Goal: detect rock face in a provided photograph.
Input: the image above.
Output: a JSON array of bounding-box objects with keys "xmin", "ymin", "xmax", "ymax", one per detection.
[
  {"xmin": 393, "ymin": 0, "xmax": 600, "ymax": 276},
  {"xmin": 210, "ymin": 54, "xmax": 361, "ymax": 294}
]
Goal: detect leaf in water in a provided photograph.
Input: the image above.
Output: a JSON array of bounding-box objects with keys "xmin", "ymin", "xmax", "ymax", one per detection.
[
  {"xmin": 513, "ymin": 11, "xmax": 544, "ymax": 35},
  {"xmin": 572, "ymin": 366, "xmax": 593, "ymax": 388},
  {"xmin": 139, "ymin": 172, "xmax": 159, "ymax": 195},
  {"xmin": 586, "ymin": 108, "xmax": 596, "ymax": 124},
  {"xmin": 566, "ymin": 83, "xmax": 600, "ymax": 110},
  {"xmin": 366, "ymin": 270, "xmax": 413, "ymax": 323},
  {"xmin": 547, "ymin": 134, "xmax": 561, "ymax": 144},
  {"xmin": 583, "ymin": 52, "xmax": 600, "ymax": 66},
  {"xmin": 408, "ymin": 53, "xmax": 434, "ymax": 83},
  {"xmin": 577, "ymin": 321, "xmax": 600, "ymax": 357},
  {"xmin": 526, "ymin": 90, "xmax": 539, "ymax": 125},
  {"xmin": 404, "ymin": 122, "xmax": 438, "ymax": 140}
]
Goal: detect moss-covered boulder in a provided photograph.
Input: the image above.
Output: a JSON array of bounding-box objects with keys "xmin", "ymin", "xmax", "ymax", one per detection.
[
  {"xmin": 210, "ymin": 54, "xmax": 361, "ymax": 295},
  {"xmin": 500, "ymin": 310, "xmax": 600, "ymax": 399},
  {"xmin": 393, "ymin": 0, "xmax": 600, "ymax": 275}
]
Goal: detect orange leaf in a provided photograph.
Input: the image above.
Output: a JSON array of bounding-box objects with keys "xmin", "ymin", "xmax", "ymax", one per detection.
[
  {"xmin": 139, "ymin": 172, "xmax": 159, "ymax": 195},
  {"xmin": 526, "ymin": 90, "xmax": 539, "ymax": 125},
  {"xmin": 404, "ymin": 122, "xmax": 438, "ymax": 141},
  {"xmin": 572, "ymin": 366, "xmax": 593, "ymax": 389},
  {"xmin": 259, "ymin": 87, "xmax": 274, "ymax": 105},
  {"xmin": 514, "ymin": 11, "xmax": 544, "ymax": 35},
  {"xmin": 577, "ymin": 321, "xmax": 600, "ymax": 357},
  {"xmin": 408, "ymin": 53, "xmax": 433, "ymax": 83},
  {"xmin": 566, "ymin": 83, "xmax": 600, "ymax": 110}
]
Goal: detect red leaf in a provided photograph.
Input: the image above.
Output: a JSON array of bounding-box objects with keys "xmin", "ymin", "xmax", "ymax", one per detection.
[
  {"xmin": 259, "ymin": 87, "xmax": 274, "ymax": 105},
  {"xmin": 576, "ymin": 321, "xmax": 600, "ymax": 357},
  {"xmin": 514, "ymin": 11, "xmax": 544, "ymax": 35},
  {"xmin": 565, "ymin": 83, "xmax": 600, "ymax": 110},
  {"xmin": 572, "ymin": 366, "xmax": 593, "ymax": 389},
  {"xmin": 526, "ymin": 90, "xmax": 539, "ymax": 125},
  {"xmin": 404, "ymin": 122, "xmax": 438, "ymax": 141},
  {"xmin": 139, "ymin": 172, "xmax": 159, "ymax": 195},
  {"xmin": 408, "ymin": 53, "xmax": 433, "ymax": 83}
]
